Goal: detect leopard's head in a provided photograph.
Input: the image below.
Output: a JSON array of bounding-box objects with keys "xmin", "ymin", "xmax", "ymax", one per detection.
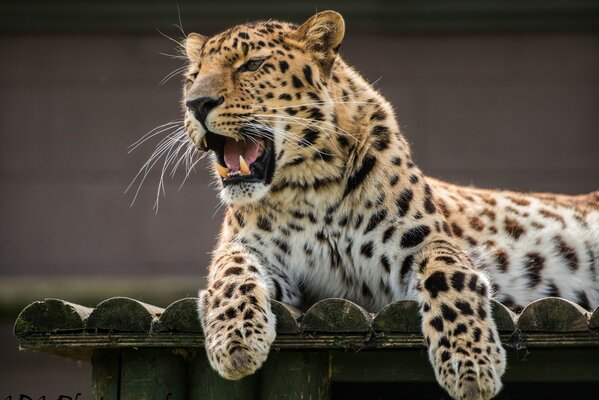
[{"xmin": 183, "ymin": 11, "xmax": 346, "ymax": 205}]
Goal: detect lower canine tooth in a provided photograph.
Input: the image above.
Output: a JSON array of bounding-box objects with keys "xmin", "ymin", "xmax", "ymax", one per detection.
[
  {"xmin": 239, "ymin": 155, "xmax": 251, "ymax": 175},
  {"xmin": 215, "ymin": 162, "xmax": 229, "ymax": 178},
  {"xmin": 202, "ymin": 136, "xmax": 208, "ymax": 149}
]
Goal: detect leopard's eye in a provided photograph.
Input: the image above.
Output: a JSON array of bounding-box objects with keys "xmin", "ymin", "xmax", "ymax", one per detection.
[{"xmin": 239, "ymin": 58, "xmax": 265, "ymax": 72}]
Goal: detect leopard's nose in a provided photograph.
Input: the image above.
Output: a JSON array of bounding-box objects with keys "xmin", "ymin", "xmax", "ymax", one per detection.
[{"xmin": 186, "ymin": 96, "xmax": 224, "ymax": 127}]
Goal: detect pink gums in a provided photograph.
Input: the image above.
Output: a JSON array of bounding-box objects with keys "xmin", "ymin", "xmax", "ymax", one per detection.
[{"xmin": 224, "ymin": 138, "xmax": 261, "ymax": 171}]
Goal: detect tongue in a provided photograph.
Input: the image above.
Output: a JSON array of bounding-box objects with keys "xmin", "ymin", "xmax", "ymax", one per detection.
[{"xmin": 224, "ymin": 138, "xmax": 261, "ymax": 171}]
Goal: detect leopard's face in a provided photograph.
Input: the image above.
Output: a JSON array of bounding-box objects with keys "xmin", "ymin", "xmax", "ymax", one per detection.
[{"xmin": 183, "ymin": 13, "xmax": 345, "ymax": 205}]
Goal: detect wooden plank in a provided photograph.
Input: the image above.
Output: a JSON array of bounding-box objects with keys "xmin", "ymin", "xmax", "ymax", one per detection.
[
  {"xmin": 188, "ymin": 350, "xmax": 257, "ymax": 400},
  {"xmin": 120, "ymin": 348, "xmax": 188, "ymax": 400},
  {"xmin": 92, "ymin": 349, "xmax": 120, "ymax": 400},
  {"xmin": 301, "ymin": 298, "xmax": 372, "ymax": 333},
  {"xmin": 260, "ymin": 351, "xmax": 331, "ymax": 400},
  {"xmin": 155, "ymin": 297, "xmax": 203, "ymax": 333},
  {"xmin": 503, "ymin": 348, "xmax": 599, "ymax": 382},
  {"xmin": 332, "ymin": 350, "xmax": 435, "ymax": 382},
  {"xmin": 86, "ymin": 297, "xmax": 163, "ymax": 333},
  {"xmin": 14, "ymin": 298, "xmax": 92, "ymax": 336},
  {"xmin": 372, "ymin": 300, "xmax": 421, "ymax": 333},
  {"xmin": 517, "ymin": 297, "xmax": 589, "ymax": 332}
]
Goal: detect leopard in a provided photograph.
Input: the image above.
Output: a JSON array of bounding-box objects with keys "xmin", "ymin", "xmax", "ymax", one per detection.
[{"xmin": 177, "ymin": 10, "xmax": 599, "ymax": 400}]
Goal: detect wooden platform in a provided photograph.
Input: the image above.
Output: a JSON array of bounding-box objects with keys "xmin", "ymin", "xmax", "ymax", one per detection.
[{"xmin": 13, "ymin": 297, "xmax": 599, "ymax": 399}]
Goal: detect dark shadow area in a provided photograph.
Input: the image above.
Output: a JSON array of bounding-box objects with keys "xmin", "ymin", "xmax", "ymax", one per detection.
[{"xmin": 333, "ymin": 381, "xmax": 599, "ymax": 400}]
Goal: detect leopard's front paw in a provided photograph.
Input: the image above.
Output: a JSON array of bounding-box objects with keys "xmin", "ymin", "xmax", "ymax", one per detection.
[
  {"xmin": 428, "ymin": 318, "xmax": 506, "ymax": 400},
  {"xmin": 198, "ymin": 288, "xmax": 276, "ymax": 380}
]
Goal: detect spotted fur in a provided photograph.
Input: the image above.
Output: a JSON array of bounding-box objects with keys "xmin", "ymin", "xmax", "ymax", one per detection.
[{"xmin": 180, "ymin": 11, "xmax": 599, "ymax": 400}]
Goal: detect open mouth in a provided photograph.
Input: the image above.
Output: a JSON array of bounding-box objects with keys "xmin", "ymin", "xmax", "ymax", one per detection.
[{"xmin": 201, "ymin": 129, "xmax": 275, "ymax": 186}]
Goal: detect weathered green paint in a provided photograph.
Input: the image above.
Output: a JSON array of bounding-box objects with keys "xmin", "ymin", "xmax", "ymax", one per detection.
[
  {"xmin": 271, "ymin": 300, "xmax": 302, "ymax": 334},
  {"xmin": 517, "ymin": 297, "xmax": 588, "ymax": 332},
  {"xmin": 14, "ymin": 298, "xmax": 91, "ymax": 335},
  {"xmin": 372, "ymin": 300, "xmax": 421, "ymax": 333},
  {"xmin": 188, "ymin": 350, "xmax": 257, "ymax": 399},
  {"xmin": 491, "ymin": 300, "xmax": 516, "ymax": 332},
  {"xmin": 120, "ymin": 348, "xmax": 188, "ymax": 400},
  {"xmin": 92, "ymin": 349, "xmax": 120, "ymax": 400},
  {"xmin": 260, "ymin": 351, "xmax": 331, "ymax": 400},
  {"xmin": 155, "ymin": 297, "xmax": 203, "ymax": 333},
  {"xmin": 301, "ymin": 298, "xmax": 371, "ymax": 333},
  {"xmin": 86, "ymin": 297, "xmax": 163, "ymax": 333}
]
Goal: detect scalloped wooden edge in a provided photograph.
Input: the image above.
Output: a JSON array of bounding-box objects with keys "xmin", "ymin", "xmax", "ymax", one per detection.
[
  {"xmin": 154, "ymin": 297, "xmax": 203, "ymax": 333},
  {"xmin": 14, "ymin": 298, "xmax": 93, "ymax": 336},
  {"xmin": 517, "ymin": 297, "xmax": 589, "ymax": 332},
  {"xmin": 300, "ymin": 298, "xmax": 371, "ymax": 333},
  {"xmin": 590, "ymin": 306, "xmax": 599, "ymax": 330},
  {"xmin": 491, "ymin": 300, "xmax": 516, "ymax": 332},
  {"xmin": 271, "ymin": 300, "xmax": 302, "ymax": 334},
  {"xmin": 372, "ymin": 300, "xmax": 420, "ymax": 333},
  {"xmin": 86, "ymin": 297, "xmax": 164, "ymax": 333}
]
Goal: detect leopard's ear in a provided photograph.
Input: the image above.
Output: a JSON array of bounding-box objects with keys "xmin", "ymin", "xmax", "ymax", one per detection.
[
  {"xmin": 292, "ymin": 10, "xmax": 345, "ymax": 75},
  {"xmin": 185, "ymin": 33, "xmax": 206, "ymax": 61}
]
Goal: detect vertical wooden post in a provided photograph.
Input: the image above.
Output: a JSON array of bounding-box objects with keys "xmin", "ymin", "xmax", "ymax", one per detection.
[
  {"xmin": 92, "ymin": 349, "xmax": 121, "ymax": 400},
  {"xmin": 120, "ymin": 348, "xmax": 188, "ymax": 400},
  {"xmin": 188, "ymin": 350, "xmax": 258, "ymax": 399},
  {"xmin": 259, "ymin": 351, "xmax": 331, "ymax": 400}
]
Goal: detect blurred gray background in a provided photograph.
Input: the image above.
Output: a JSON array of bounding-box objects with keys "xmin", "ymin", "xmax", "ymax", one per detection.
[{"xmin": 1, "ymin": 0, "xmax": 598, "ymax": 397}]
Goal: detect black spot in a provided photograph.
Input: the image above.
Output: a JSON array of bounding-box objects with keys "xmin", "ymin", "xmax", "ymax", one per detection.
[
  {"xmin": 396, "ymin": 189, "xmax": 414, "ymax": 217},
  {"xmin": 364, "ymin": 209, "xmax": 387, "ymax": 234},
  {"xmin": 468, "ymin": 274, "xmax": 479, "ymax": 292},
  {"xmin": 576, "ymin": 290, "xmax": 591, "ymax": 310},
  {"xmin": 380, "ymin": 255, "xmax": 391, "ymax": 273},
  {"xmin": 273, "ymin": 238, "xmax": 290, "ymax": 254},
  {"xmin": 441, "ymin": 351, "xmax": 451, "ymax": 362},
  {"xmin": 435, "ymin": 256, "xmax": 456, "ymax": 265},
  {"xmin": 423, "ymin": 184, "xmax": 436, "ymax": 214},
  {"xmin": 257, "ymin": 216, "xmax": 272, "ymax": 232},
  {"xmin": 225, "ymin": 307, "xmax": 237, "ymax": 319},
  {"xmin": 424, "ymin": 271, "xmax": 449, "ymax": 298},
  {"xmin": 302, "ymin": 65, "xmax": 313, "ymax": 85},
  {"xmin": 477, "ymin": 304, "xmax": 487, "ymax": 320},
  {"xmin": 278, "ymin": 93, "xmax": 292, "ymax": 101},
  {"xmin": 243, "ymin": 309, "xmax": 255, "ymax": 320},
  {"xmin": 391, "ymin": 156, "xmax": 401, "ymax": 166},
  {"xmin": 224, "ymin": 267, "xmax": 243, "ymax": 276},
  {"xmin": 453, "ymin": 323, "xmax": 468, "ymax": 335},
  {"xmin": 389, "ymin": 175, "xmax": 399, "ymax": 186},
  {"xmin": 238, "ymin": 32, "xmax": 249, "ymax": 39},
  {"xmin": 291, "ymin": 75, "xmax": 304, "ymax": 88},
  {"xmin": 430, "ymin": 316, "xmax": 444, "ymax": 332},
  {"xmin": 400, "ymin": 255, "xmax": 414, "ymax": 281},
  {"xmin": 300, "ymin": 128, "xmax": 320, "ymax": 147},
  {"xmin": 279, "ymin": 60, "xmax": 289, "ymax": 73},
  {"xmin": 234, "ymin": 211, "xmax": 245, "ymax": 227},
  {"xmin": 400, "ymin": 225, "xmax": 431, "ymax": 248},
  {"xmin": 524, "ymin": 252, "xmax": 545, "ymax": 288},
  {"xmin": 382, "ymin": 226, "xmax": 396, "ymax": 243},
  {"xmin": 343, "ymin": 155, "xmax": 377, "ymax": 197},
  {"xmin": 473, "ymin": 327, "xmax": 482, "ymax": 342},
  {"xmin": 360, "ymin": 241, "xmax": 374, "ymax": 258},
  {"xmin": 455, "ymin": 301, "xmax": 474, "ymax": 315},
  {"xmin": 273, "ymin": 279, "xmax": 283, "ymax": 301},
  {"xmin": 441, "ymin": 304, "xmax": 457, "ymax": 322},
  {"xmin": 361, "ymin": 282, "xmax": 373, "ymax": 298},
  {"xmin": 239, "ymin": 283, "xmax": 256, "ymax": 294}
]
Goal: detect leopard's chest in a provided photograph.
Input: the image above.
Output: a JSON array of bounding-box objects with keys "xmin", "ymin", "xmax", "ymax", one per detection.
[{"xmin": 245, "ymin": 215, "xmax": 403, "ymax": 311}]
